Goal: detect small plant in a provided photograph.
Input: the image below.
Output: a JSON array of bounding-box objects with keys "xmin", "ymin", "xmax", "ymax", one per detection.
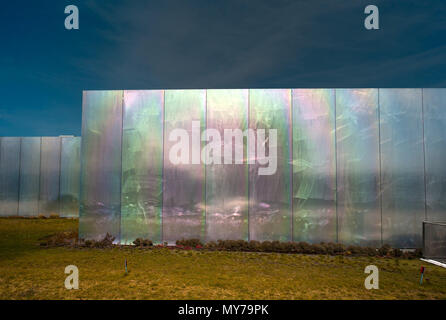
[
  {"xmin": 247, "ymin": 240, "xmax": 261, "ymax": 251},
  {"xmin": 414, "ymin": 248, "xmax": 423, "ymax": 258},
  {"xmin": 378, "ymin": 244, "xmax": 392, "ymax": 256},
  {"xmin": 133, "ymin": 238, "xmax": 153, "ymax": 247},
  {"xmin": 313, "ymin": 244, "xmax": 327, "ymax": 254},
  {"xmin": 99, "ymin": 233, "xmax": 115, "ymax": 247},
  {"xmin": 346, "ymin": 245, "xmax": 362, "ymax": 255},
  {"xmin": 176, "ymin": 238, "xmax": 203, "ymax": 247},
  {"xmin": 393, "ymin": 248, "xmax": 403, "ymax": 257},
  {"xmin": 363, "ymin": 247, "xmax": 378, "ymax": 256},
  {"xmin": 258, "ymin": 241, "xmax": 271, "ymax": 252},
  {"xmin": 38, "ymin": 230, "xmax": 78, "ymax": 246},
  {"xmin": 204, "ymin": 241, "xmax": 217, "ymax": 249},
  {"xmin": 297, "ymin": 242, "xmax": 312, "ymax": 254},
  {"xmin": 81, "ymin": 233, "xmax": 115, "ymax": 248}
]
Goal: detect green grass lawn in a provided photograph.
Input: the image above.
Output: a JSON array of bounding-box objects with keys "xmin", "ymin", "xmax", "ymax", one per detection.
[{"xmin": 1, "ymin": 218, "xmax": 446, "ymax": 300}]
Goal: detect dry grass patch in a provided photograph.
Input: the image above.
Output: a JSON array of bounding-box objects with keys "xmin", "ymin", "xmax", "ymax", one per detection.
[{"xmin": 1, "ymin": 218, "xmax": 446, "ymax": 300}]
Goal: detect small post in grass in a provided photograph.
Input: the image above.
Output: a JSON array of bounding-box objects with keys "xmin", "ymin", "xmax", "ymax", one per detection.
[
  {"xmin": 125, "ymin": 258, "xmax": 128, "ymax": 274},
  {"xmin": 420, "ymin": 266, "xmax": 425, "ymax": 285}
]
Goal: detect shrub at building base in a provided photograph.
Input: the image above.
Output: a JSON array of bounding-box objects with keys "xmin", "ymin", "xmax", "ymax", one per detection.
[{"xmin": 39, "ymin": 233, "xmax": 422, "ymax": 259}]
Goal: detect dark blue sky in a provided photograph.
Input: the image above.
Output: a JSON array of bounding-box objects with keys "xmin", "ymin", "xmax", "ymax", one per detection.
[{"xmin": 1, "ymin": 0, "xmax": 445, "ymax": 136}]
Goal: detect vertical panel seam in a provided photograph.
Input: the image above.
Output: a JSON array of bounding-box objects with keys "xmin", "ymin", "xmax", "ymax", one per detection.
[
  {"xmin": 79, "ymin": 93, "xmax": 86, "ymax": 222},
  {"xmin": 378, "ymin": 88, "xmax": 383, "ymax": 246},
  {"xmin": 58, "ymin": 137, "xmax": 62, "ymax": 217},
  {"xmin": 161, "ymin": 90, "xmax": 165, "ymax": 244},
  {"xmin": 17, "ymin": 137, "xmax": 22, "ymax": 216},
  {"xmin": 0, "ymin": 138, "xmax": 2, "ymax": 215},
  {"xmin": 119, "ymin": 91, "xmax": 124, "ymax": 244},
  {"xmin": 0, "ymin": 138, "xmax": 1, "ymax": 214},
  {"xmin": 204, "ymin": 89, "xmax": 207, "ymax": 242},
  {"xmin": 290, "ymin": 89, "xmax": 294, "ymax": 242},
  {"xmin": 421, "ymin": 89, "xmax": 427, "ymax": 221},
  {"xmin": 247, "ymin": 89, "xmax": 250, "ymax": 242},
  {"xmin": 334, "ymin": 89, "xmax": 338, "ymax": 243},
  {"xmin": 0, "ymin": 138, "xmax": 2, "ymax": 214},
  {"xmin": 38, "ymin": 137, "xmax": 42, "ymax": 215}
]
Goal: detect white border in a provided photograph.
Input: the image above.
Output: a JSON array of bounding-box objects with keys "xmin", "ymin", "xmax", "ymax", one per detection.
[{"xmin": 420, "ymin": 258, "xmax": 446, "ymax": 269}]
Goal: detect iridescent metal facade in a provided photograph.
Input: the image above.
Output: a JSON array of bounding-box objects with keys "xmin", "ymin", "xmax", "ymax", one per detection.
[
  {"xmin": 79, "ymin": 91, "xmax": 122, "ymax": 240},
  {"xmin": 336, "ymin": 89, "xmax": 381, "ymax": 246},
  {"xmin": 206, "ymin": 89, "xmax": 248, "ymax": 241},
  {"xmin": 249, "ymin": 89, "xmax": 292, "ymax": 241},
  {"xmin": 292, "ymin": 89, "xmax": 336, "ymax": 243},
  {"xmin": 162, "ymin": 90, "xmax": 206, "ymax": 243},
  {"xmin": 80, "ymin": 89, "xmax": 446, "ymax": 248},
  {"xmin": 121, "ymin": 90, "xmax": 164, "ymax": 244},
  {"xmin": 380, "ymin": 89, "xmax": 425, "ymax": 247},
  {"xmin": 0, "ymin": 136, "xmax": 81, "ymax": 217},
  {"xmin": 60, "ymin": 136, "xmax": 81, "ymax": 217}
]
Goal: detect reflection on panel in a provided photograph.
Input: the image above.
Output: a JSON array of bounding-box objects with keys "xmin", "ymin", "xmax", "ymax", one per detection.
[
  {"xmin": 80, "ymin": 91, "xmax": 123, "ymax": 241},
  {"xmin": 424, "ymin": 89, "xmax": 446, "ymax": 222},
  {"xmin": 121, "ymin": 90, "xmax": 164, "ymax": 244},
  {"xmin": 205, "ymin": 89, "xmax": 249, "ymax": 241},
  {"xmin": 380, "ymin": 89, "xmax": 425, "ymax": 247},
  {"xmin": 39, "ymin": 137, "xmax": 61, "ymax": 216},
  {"xmin": 60, "ymin": 137, "xmax": 81, "ymax": 218},
  {"xmin": 72, "ymin": 88, "xmax": 444, "ymax": 247},
  {"xmin": 249, "ymin": 89, "xmax": 292, "ymax": 241},
  {"xmin": 292, "ymin": 89, "xmax": 336, "ymax": 243},
  {"xmin": 0, "ymin": 137, "xmax": 21, "ymax": 216},
  {"xmin": 163, "ymin": 90, "xmax": 206, "ymax": 243},
  {"xmin": 18, "ymin": 137, "xmax": 41, "ymax": 216},
  {"xmin": 336, "ymin": 89, "xmax": 381, "ymax": 246}
]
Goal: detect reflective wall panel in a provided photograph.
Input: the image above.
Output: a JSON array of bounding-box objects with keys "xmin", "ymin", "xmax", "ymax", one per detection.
[
  {"xmin": 380, "ymin": 89, "xmax": 425, "ymax": 247},
  {"xmin": 292, "ymin": 89, "xmax": 336, "ymax": 243},
  {"xmin": 205, "ymin": 89, "xmax": 249, "ymax": 241},
  {"xmin": 0, "ymin": 137, "xmax": 21, "ymax": 216},
  {"xmin": 163, "ymin": 90, "xmax": 206, "ymax": 243},
  {"xmin": 18, "ymin": 137, "xmax": 41, "ymax": 216},
  {"xmin": 121, "ymin": 90, "xmax": 164, "ymax": 244},
  {"xmin": 60, "ymin": 136, "xmax": 81, "ymax": 218},
  {"xmin": 424, "ymin": 89, "xmax": 446, "ymax": 222},
  {"xmin": 336, "ymin": 89, "xmax": 381, "ymax": 246},
  {"xmin": 80, "ymin": 91, "xmax": 123, "ymax": 241},
  {"xmin": 249, "ymin": 89, "xmax": 292, "ymax": 241},
  {"xmin": 39, "ymin": 137, "xmax": 61, "ymax": 216},
  {"xmin": 75, "ymin": 88, "xmax": 445, "ymax": 247}
]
